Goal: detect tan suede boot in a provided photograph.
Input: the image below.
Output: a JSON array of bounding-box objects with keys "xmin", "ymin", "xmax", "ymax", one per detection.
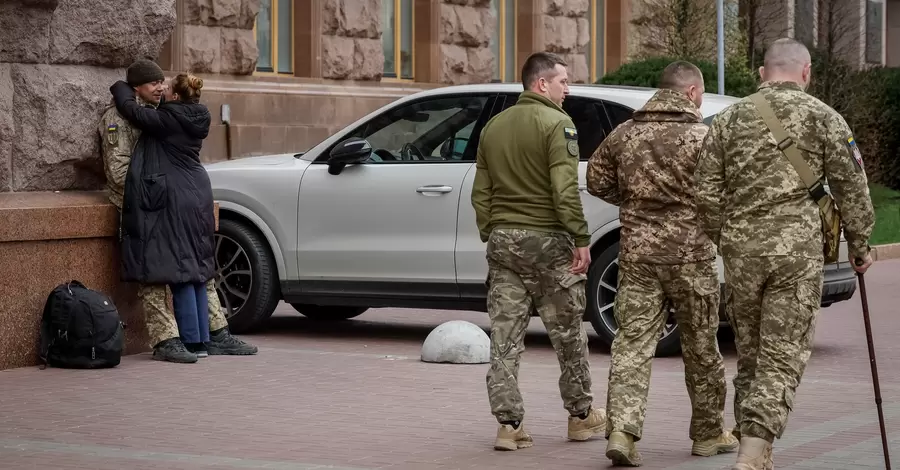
[
  {"xmin": 567, "ymin": 407, "xmax": 607, "ymax": 441},
  {"xmin": 692, "ymin": 430, "xmax": 740, "ymax": 456},
  {"xmin": 494, "ymin": 422, "xmax": 534, "ymax": 451},
  {"xmin": 732, "ymin": 437, "xmax": 774, "ymax": 470},
  {"xmin": 606, "ymin": 431, "xmax": 643, "ymax": 467}
]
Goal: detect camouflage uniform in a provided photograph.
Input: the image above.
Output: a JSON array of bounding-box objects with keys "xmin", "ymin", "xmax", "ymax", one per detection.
[
  {"xmin": 586, "ymin": 89, "xmax": 730, "ymax": 450},
  {"xmin": 472, "ymin": 91, "xmax": 605, "ymax": 449},
  {"xmin": 695, "ymin": 81, "xmax": 876, "ymax": 444},
  {"xmin": 98, "ymin": 101, "xmax": 243, "ymax": 354}
]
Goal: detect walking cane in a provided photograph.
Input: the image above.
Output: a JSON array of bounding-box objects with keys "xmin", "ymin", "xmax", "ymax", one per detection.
[{"xmin": 855, "ymin": 258, "xmax": 892, "ymax": 470}]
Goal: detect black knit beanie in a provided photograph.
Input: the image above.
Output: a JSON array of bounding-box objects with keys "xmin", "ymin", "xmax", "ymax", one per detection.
[{"xmin": 126, "ymin": 59, "xmax": 165, "ymax": 87}]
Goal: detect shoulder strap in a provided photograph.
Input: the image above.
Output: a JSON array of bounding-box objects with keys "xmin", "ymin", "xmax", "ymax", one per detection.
[{"xmin": 748, "ymin": 92, "xmax": 833, "ymax": 211}]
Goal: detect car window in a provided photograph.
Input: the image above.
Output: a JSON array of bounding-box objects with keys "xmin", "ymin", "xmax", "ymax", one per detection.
[
  {"xmin": 345, "ymin": 95, "xmax": 491, "ymax": 163},
  {"xmin": 602, "ymin": 101, "xmax": 634, "ymax": 131},
  {"xmin": 562, "ymin": 96, "xmax": 610, "ymax": 161}
]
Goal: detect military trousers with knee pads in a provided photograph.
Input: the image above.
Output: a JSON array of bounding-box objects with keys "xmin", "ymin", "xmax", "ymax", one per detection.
[
  {"xmin": 606, "ymin": 260, "xmax": 727, "ymax": 441},
  {"xmin": 724, "ymin": 256, "xmax": 822, "ymax": 442},
  {"xmin": 485, "ymin": 228, "xmax": 594, "ymax": 423}
]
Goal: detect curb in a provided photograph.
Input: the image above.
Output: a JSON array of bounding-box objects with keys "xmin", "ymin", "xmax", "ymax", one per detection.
[{"xmin": 873, "ymin": 243, "xmax": 900, "ymax": 261}]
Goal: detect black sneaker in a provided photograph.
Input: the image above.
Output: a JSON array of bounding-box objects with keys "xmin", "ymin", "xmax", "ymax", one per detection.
[
  {"xmin": 152, "ymin": 338, "xmax": 198, "ymax": 363},
  {"xmin": 207, "ymin": 328, "xmax": 258, "ymax": 355},
  {"xmin": 185, "ymin": 342, "xmax": 209, "ymax": 358}
]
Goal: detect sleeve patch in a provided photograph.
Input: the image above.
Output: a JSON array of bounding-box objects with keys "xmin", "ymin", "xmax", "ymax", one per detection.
[
  {"xmin": 847, "ymin": 137, "xmax": 863, "ymax": 170},
  {"xmin": 106, "ymin": 123, "xmax": 119, "ymax": 146},
  {"xmin": 563, "ymin": 127, "xmax": 578, "ymax": 140},
  {"xmin": 566, "ymin": 140, "xmax": 579, "ymax": 158}
]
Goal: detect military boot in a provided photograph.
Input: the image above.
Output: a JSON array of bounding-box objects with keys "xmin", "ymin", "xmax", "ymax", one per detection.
[
  {"xmin": 606, "ymin": 431, "xmax": 643, "ymax": 466},
  {"xmin": 692, "ymin": 430, "xmax": 740, "ymax": 456},
  {"xmin": 732, "ymin": 437, "xmax": 774, "ymax": 470},
  {"xmin": 567, "ymin": 406, "xmax": 607, "ymax": 441},
  {"xmin": 207, "ymin": 327, "xmax": 258, "ymax": 355},
  {"xmin": 152, "ymin": 338, "xmax": 198, "ymax": 363},
  {"xmin": 494, "ymin": 422, "xmax": 533, "ymax": 451}
]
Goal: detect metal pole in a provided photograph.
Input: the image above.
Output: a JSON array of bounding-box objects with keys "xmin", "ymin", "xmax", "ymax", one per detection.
[{"xmin": 717, "ymin": 0, "xmax": 725, "ymax": 95}]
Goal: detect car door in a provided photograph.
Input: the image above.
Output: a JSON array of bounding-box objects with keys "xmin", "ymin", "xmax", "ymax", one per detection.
[
  {"xmin": 296, "ymin": 93, "xmax": 497, "ymax": 299},
  {"xmin": 455, "ymin": 93, "xmax": 626, "ymax": 301}
]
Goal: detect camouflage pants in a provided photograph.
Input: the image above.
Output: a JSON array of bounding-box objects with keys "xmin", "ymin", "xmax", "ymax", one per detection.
[
  {"xmin": 724, "ymin": 256, "xmax": 822, "ymax": 442},
  {"xmin": 606, "ymin": 260, "xmax": 726, "ymax": 441},
  {"xmin": 485, "ymin": 228, "xmax": 593, "ymax": 423},
  {"xmin": 139, "ymin": 278, "xmax": 229, "ymax": 348}
]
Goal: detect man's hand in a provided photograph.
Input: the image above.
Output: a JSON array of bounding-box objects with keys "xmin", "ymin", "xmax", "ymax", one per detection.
[
  {"xmin": 571, "ymin": 246, "xmax": 591, "ymax": 274},
  {"xmin": 852, "ymin": 251, "xmax": 874, "ymax": 274}
]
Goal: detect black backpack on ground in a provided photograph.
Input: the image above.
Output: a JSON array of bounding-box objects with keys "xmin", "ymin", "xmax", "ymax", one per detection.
[{"xmin": 39, "ymin": 281, "xmax": 125, "ymax": 369}]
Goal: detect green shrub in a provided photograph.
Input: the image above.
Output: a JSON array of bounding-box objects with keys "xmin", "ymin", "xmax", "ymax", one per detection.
[{"xmin": 596, "ymin": 56, "xmax": 759, "ymax": 98}]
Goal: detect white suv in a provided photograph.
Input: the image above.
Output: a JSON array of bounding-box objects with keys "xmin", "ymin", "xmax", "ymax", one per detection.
[{"xmin": 205, "ymin": 83, "xmax": 857, "ymax": 356}]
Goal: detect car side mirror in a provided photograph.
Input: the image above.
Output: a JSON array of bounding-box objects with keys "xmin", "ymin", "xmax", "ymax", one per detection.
[
  {"xmin": 327, "ymin": 137, "xmax": 372, "ymax": 175},
  {"xmin": 440, "ymin": 137, "xmax": 468, "ymax": 160}
]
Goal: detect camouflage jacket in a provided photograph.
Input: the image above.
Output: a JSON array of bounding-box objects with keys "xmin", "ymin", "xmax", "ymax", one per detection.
[
  {"xmin": 586, "ymin": 88, "xmax": 715, "ymax": 264},
  {"xmin": 97, "ymin": 97, "xmax": 150, "ymax": 209},
  {"xmin": 695, "ymin": 81, "xmax": 875, "ymax": 261}
]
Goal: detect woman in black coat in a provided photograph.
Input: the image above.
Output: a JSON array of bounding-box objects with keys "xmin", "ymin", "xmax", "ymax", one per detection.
[{"xmin": 110, "ymin": 73, "xmax": 216, "ymax": 357}]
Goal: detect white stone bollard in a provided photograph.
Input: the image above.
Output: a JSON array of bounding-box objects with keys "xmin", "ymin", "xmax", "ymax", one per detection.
[{"xmin": 420, "ymin": 320, "xmax": 490, "ymax": 364}]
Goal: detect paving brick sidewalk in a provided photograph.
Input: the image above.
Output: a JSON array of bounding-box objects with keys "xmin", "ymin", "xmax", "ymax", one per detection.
[{"xmin": 1, "ymin": 260, "xmax": 899, "ymax": 469}]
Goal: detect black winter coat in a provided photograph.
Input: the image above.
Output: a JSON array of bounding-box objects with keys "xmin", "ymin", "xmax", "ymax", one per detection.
[{"xmin": 111, "ymin": 81, "xmax": 217, "ymax": 285}]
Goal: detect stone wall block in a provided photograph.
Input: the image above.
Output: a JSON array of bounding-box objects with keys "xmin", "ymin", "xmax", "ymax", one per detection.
[
  {"xmin": 322, "ymin": 35, "xmax": 384, "ymax": 80},
  {"xmin": 542, "ymin": 15, "xmax": 579, "ymax": 53},
  {"xmin": 220, "ymin": 27, "xmax": 258, "ymax": 74},
  {"xmin": 49, "ymin": 0, "xmax": 176, "ymax": 67},
  {"xmin": 440, "ymin": 3, "xmax": 493, "ymax": 47},
  {"xmin": 323, "ymin": 0, "xmax": 381, "ymax": 39},
  {"xmin": 576, "ymin": 17, "xmax": 590, "ymax": 51},
  {"xmin": 184, "ymin": 0, "xmax": 242, "ymax": 27},
  {"xmin": 563, "ymin": 53, "xmax": 589, "ymax": 83},
  {"xmin": 183, "ymin": 24, "xmax": 223, "ymax": 73},
  {"xmin": 440, "ymin": 43, "xmax": 493, "ymax": 84},
  {"xmin": 0, "ymin": 65, "xmax": 13, "ymax": 192},
  {"xmin": 0, "ymin": 1, "xmax": 58, "ymax": 64},
  {"xmin": 7, "ymin": 64, "xmax": 126, "ymax": 191}
]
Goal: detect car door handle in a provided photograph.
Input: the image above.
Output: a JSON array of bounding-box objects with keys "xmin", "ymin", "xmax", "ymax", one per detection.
[{"xmin": 416, "ymin": 185, "xmax": 453, "ymax": 194}]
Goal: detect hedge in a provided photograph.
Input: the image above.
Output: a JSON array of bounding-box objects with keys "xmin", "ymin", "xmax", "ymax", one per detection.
[{"xmin": 595, "ymin": 56, "xmax": 759, "ymax": 98}]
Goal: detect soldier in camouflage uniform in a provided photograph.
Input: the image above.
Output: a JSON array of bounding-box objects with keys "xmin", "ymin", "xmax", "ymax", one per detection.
[
  {"xmin": 694, "ymin": 39, "xmax": 875, "ymax": 470},
  {"xmin": 472, "ymin": 52, "xmax": 606, "ymax": 451},
  {"xmin": 586, "ymin": 61, "xmax": 738, "ymax": 466},
  {"xmin": 98, "ymin": 60, "xmax": 258, "ymax": 363}
]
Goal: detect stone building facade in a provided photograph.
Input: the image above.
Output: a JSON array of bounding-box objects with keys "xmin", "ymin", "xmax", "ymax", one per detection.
[{"xmin": 150, "ymin": 0, "xmax": 636, "ymax": 164}]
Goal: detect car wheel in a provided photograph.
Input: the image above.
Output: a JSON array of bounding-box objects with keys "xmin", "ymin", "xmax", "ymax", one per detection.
[
  {"xmin": 290, "ymin": 304, "xmax": 369, "ymax": 321},
  {"xmin": 214, "ymin": 218, "xmax": 281, "ymax": 333},
  {"xmin": 585, "ymin": 241, "xmax": 683, "ymax": 357}
]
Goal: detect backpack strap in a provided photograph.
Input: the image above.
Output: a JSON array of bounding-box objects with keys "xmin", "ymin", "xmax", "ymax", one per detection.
[{"xmin": 748, "ymin": 92, "xmax": 834, "ymax": 212}]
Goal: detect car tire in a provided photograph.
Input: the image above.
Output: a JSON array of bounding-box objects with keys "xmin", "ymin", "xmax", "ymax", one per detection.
[
  {"xmin": 214, "ymin": 218, "xmax": 281, "ymax": 334},
  {"xmin": 290, "ymin": 304, "xmax": 369, "ymax": 321},
  {"xmin": 585, "ymin": 241, "xmax": 683, "ymax": 357}
]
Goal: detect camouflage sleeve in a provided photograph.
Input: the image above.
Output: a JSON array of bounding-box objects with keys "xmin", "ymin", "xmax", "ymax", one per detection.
[
  {"xmin": 823, "ymin": 113, "xmax": 876, "ymax": 260},
  {"xmin": 585, "ymin": 137, "xmax": 621, "ymax": 205},
  {"xmin": 99, "ymin": 108, "xmax": 133, "ymax": 190},
  {"xmin": 694, "ymin": 117, "xmax": 726, "ymax": 247},
  {"xmin": 471, "ymin": 128, "xmax": 493, "ymax": 243},
  {"xmin": 110, "ymin": 81, "xmax": 169, "ymax": 136},
  {"xmin": 548, "ymin": 119, "xmax": 590, "ymax": 247}
]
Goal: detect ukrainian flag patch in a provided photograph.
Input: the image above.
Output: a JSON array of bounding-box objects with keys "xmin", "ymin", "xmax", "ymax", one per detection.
[{"xmin": 563, "ymin": 127, "xmax": 578, "ymax": 140}]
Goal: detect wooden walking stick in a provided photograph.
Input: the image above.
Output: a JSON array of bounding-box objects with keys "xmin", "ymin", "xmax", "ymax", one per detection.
[{"xmin": 855, "ymin": 259, "xmax": 892, "ymax": 470}]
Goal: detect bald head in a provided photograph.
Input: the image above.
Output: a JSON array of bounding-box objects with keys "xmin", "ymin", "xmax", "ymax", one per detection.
[
  {"xmin": 659, "ymin": 60, "xmax": 705, "ymax": 108},
  {"xmin": 760, "ymin": 38, "xmax": 812, "ymax": 88}
]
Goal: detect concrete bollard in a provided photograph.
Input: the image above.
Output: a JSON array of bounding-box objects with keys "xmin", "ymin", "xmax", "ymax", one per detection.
[{"xmin": 421, "ymin": 320, "xmax": 490, "ymax": 364}]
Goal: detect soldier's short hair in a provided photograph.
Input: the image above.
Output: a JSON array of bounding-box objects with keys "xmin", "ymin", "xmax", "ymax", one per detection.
[
  {"xmin": 764, "ymin": 38, "xmax": 811, "ymax": 72},
  {"xmin": 521, "ymin": 52, "xmax": 568, "ymax": 89},
  {"xmin": 658, "ymin": 60, "xmax": 704, "ymax": 91}
]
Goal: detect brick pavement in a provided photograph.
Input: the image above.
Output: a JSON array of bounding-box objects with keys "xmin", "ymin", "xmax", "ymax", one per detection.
[{"xmin": 1, "ymin": 260, "xmax": 899, "ymax": 469}]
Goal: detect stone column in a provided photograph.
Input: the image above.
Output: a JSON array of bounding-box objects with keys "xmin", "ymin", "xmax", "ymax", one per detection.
[
  {"xmin": 175, "ymin": 0, "xmax": 260, "ymax": 75},
  {"xmin": 320, "ymin": 0, "xmax": 384, "ymax": 80},
  {"xmin": 440, "ymin": 0, "xmax": 496, "ymax": 84},
  {"xmin": 296, "ymin": 0, "xmax": 323, "ymax": 78},
  {"xmin": 0, "ymin": 0, "xmax": 176, "ymax": 192},
  {"xmin": 888, "ymin": 0, "xmax": 900, "ymax": 67},
  {"xmin": 541, "ymin": 0, "xmax": 590, "ymax": 83},
  {"xmin": 604, "ymin": 0, "xmax": 631, "ymax": 73}
]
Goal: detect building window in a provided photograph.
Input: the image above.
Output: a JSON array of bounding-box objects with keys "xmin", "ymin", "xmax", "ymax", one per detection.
[
  {"xmin": 383, "ymin": 0, "xmax": 414, "ymax": 79},
  {"xmin": 794, "ymin": 0, "xmax": 816, "ymax": 46},
  {"xmin": 255, "ymin": 0, "xmax": 293, "ymax": 74},
  {"xmin": 866, "ymin": 0, "xmax": 884, "ymax": 64},
  {"xmin": 491, "ymin": 0, "xmax": 517, "ymax": 82},
  {"xmin": 587, "ymin": 0, "xmax": 605, "ymax": 83}
]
